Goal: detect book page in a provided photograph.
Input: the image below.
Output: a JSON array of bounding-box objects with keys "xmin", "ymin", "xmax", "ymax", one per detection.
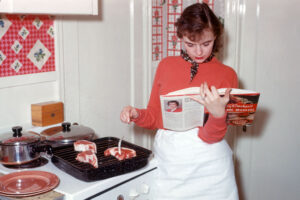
[{"xmin": 160, "ymin": 95, "xmax": 204, "ymax": 131}]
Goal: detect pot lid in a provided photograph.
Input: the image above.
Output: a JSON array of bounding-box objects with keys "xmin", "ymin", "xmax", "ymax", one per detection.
[
  {"xmin": 0, "ymin": 126, "xmax": 40, "ymax": 145},
  {"xmin": 40, "ymin": 122, "xmax": 95, "ymax": 143}
]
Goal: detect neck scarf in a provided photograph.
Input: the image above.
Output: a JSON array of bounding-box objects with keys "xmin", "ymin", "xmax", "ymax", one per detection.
[{"xmin": 180, "ymin": 49, "xmax": 214, "ymax": 81}]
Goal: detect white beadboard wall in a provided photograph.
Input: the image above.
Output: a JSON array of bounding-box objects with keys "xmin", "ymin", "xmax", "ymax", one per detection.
[
  {"xmin": 57, "ymin": 0, "xmax": 154, "ymax": 148},
  {"xmin": 0, "ymin": 79, "xmax": 60, "ymax": 132},
  {"xmin": 226, "ymin": 0, "xmax": 300, "ymax": 199}
]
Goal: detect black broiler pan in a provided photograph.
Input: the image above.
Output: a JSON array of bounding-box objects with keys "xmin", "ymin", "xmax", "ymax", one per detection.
[{"xmin": 51, "ymin": 137, "xmax": 152, "ymax": 182}]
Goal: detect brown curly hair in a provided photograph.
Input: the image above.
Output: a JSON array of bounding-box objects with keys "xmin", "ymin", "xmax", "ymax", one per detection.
[{"xmin": 175, "ymin": 3, "xmax": 223, "ymax": 54}]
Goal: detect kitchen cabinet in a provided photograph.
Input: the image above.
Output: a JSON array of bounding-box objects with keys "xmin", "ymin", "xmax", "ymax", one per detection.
[{"xmin": 0, "ymin": 0, "xmax": 98, "ymax": 15}]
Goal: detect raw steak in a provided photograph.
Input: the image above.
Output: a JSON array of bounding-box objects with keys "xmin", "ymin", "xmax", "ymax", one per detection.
[
  {"xmin": 76, "ymin": 150, "xmax": 98, "ymax": 168},
  {"xmin": 104, "ymin": 147, "xmax": 136, "ymax": 161},
  {"xmin": 74, "ymin": 140, "xmax": 97, "ymax": 153}
]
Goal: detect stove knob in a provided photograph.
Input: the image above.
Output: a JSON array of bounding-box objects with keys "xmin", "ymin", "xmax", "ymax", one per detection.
[
  {"xmin": 128, "ymin": 189, "xmax": 139, "ymax": 200},
  {"xmin": 140, "ymin": 183, "xmax": 150, "ymax": 194},
  {"xmin": 117, "ymin": 194, "xmax": 124, "ymax": 200}
]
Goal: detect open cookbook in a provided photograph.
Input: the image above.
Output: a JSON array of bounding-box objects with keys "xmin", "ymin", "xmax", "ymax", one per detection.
[{"xmin": 160, "ymin": 87, "xmax": 260, "ymax": 131}]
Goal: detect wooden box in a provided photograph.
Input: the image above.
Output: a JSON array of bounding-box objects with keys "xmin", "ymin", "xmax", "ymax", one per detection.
[{"xmin": 31, "ymin": 101, "xmax": 64, "ymax": 127}]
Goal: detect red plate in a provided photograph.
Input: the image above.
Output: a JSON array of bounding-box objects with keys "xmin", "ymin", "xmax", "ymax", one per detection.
[{"xmin": 0, "ymin": 171, "xmax": 59, "ymax": 196}]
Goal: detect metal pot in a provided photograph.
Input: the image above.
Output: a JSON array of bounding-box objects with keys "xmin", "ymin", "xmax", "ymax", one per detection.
[
  {"xmin": 40, "ymin": 122, "xmax": 96, "ymax": 147},
  {"xmin": 0, "ymin": 126, "xmax": 50, "ymax": 165}
]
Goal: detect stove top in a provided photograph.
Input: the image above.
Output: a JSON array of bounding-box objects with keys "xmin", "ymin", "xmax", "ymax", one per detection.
[
  {"xmin": 0, "ymin": 156, "xmax": 157, "ymax": 200},
  {"xmin": 0, "ymin": 125, "xmax": 158, "ymax": 200}
]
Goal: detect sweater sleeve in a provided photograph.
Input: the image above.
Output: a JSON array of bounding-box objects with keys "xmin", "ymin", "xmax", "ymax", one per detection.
[
  {"xmin": 197, "ymin": 69, "xmax": 239, "ymax": 143},
  {"xmin": 198, "ymin": 113, "xmax": 228, "ymax": 143},
  {"xmin": 131, "ymin": 61, "xmax": 163, "ymax": 129}
]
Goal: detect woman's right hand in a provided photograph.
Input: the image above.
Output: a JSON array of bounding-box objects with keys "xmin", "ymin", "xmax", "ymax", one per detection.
[{"xmin": 120, "ymin": 106, "xmax": 139, "ymax": 124}]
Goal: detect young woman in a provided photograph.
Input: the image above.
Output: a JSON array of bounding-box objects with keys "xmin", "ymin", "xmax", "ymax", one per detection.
[{"xmin": 120, "ymin": 3, "xmax": 238, "ymax": 200}]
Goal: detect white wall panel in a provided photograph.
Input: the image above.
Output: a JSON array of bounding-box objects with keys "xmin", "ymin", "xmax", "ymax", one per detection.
[
  {"xmin": 231, "ymin": 0, "xmax": 300, "ymax": 199},
  {"xmin": 60, "ymin": 0, "xmax": 153, "ymax": 148},
  {"xmin": 0, "ymin": 81, "xmax": 59, "ymax": 132}
]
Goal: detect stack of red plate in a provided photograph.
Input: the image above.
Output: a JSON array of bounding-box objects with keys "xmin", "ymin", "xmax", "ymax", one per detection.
[{"xmin": 0, "ymin": 171, "xmax": 59, "ymax": 197}]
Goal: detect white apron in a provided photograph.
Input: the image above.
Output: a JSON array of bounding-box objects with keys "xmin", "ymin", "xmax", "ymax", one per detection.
[{"xmin": 150, "ymin": 128, "xmax": 238, "ymax": 200}]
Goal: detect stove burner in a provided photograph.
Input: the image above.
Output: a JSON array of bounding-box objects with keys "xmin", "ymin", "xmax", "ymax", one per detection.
[{"xmin": 2, "ymin": 157, "xmax": 48, "ymax": 169}]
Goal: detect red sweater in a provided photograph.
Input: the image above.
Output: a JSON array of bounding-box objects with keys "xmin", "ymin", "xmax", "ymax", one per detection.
[{"xmin": 133, "ymin": 56, "xmax": 238, "ymax": 143}]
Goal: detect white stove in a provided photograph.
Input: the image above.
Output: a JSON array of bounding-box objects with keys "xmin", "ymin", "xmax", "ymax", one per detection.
[
  {"xmin": 0, "ymin": 125, "xmax": 157, "ymax": 200},
  {"xmin": 0, "ymin": 158, "xmax": 157, "ymax": 200}
]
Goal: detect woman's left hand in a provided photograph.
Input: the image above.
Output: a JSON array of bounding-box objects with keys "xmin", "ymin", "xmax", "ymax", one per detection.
[{"xmin": 190, "ymin": 82, "xmax": 231, "ymax": 118}]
